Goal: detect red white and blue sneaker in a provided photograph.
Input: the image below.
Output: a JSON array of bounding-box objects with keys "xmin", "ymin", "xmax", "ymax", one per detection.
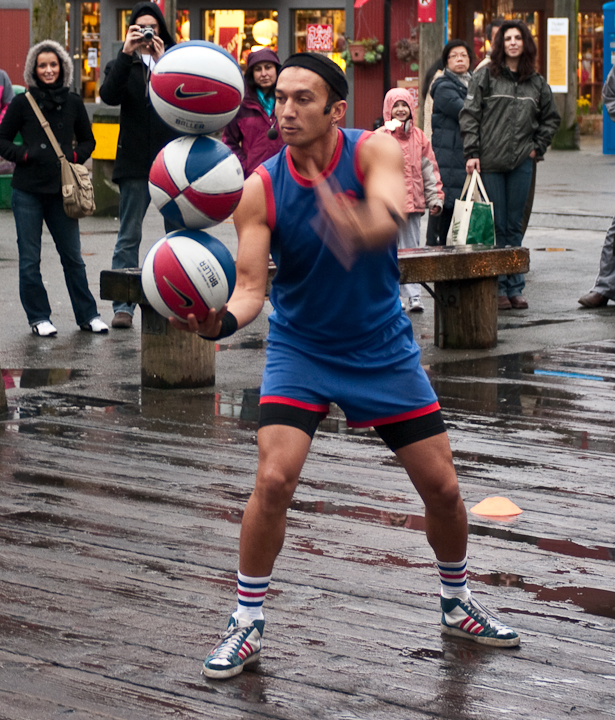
[
  {"xmin": 202, "ymin": 614, "xmax": 264, "ymax": 679},
  {"xmin": 440, "ymin": 591, "xmax": 520, "ymax": 647}
]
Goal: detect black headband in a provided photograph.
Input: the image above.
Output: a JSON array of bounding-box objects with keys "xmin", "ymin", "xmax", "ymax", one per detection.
[{"xmin": 280, "ymin": 52, "xmax": 348, "ymax": 100}]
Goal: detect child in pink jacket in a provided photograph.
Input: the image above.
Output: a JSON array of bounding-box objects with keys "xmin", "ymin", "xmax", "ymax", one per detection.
[{"xmin": 379, "ymin": 88, "xmax": 443, "ymax": 312}]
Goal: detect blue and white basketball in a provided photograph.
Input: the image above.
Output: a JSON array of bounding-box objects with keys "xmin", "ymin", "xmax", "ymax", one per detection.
[
  {"xmin": 149, "ymin": 135, "xmax": 244, "ymax": 230},
  {"xmin": 150, "ymin": 41, "xmax": 244, "ymax": 134},
  {"xmin": 141, "ymin": 230, "xmax": 236, "ymax": 323}
]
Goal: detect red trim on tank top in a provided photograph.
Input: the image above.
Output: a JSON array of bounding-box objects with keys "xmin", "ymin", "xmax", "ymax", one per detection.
[
  {"xmin": 260, "ymin": 395, "xmax": 330, "ymax": 413},
  {"xmin": 346, "ymin": 401, "xmax": 441, "ymax": 428},
  {"xmin": 254, "ymin": 165, "xmax": 276, "ymax": 232},
  {"xmin": 285, "ymin": 128, "xmax": 344, "ymax": 188},
  {"xmin": 353, "ymin": 130, "xmax": 373, "ymax": 185}
]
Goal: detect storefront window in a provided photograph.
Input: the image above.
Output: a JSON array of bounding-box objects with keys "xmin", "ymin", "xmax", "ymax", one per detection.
[
  {"xmin": 578, "ymin": 13, "xmax": 603, "ymax": 112},
  {"xmin": 294, "ymin": 9, "xmax": 345, "ymax": 69},
  {"xmin": 474, "ymin": 12, "xmax": 540, "ymax": 69},
  {"xmin": 65, "ymin": 3, "xmax": 71, "ymax": 50},
  {"xmin": 176, "ymin": 10, "xmax": 190, "ymax": 43},
  {"xmin": 119, "ymin": 9, "xmax": 131, "ymax": 39},
  {"xmin": 203, "ymin": 10, "xmax": 277, "ymax": 67},
  {"xmin": 473, "ymin": 12, "xmax": 485, "ymax": 62},
  {"xmin": 81, "ymin": 2, "xmax": 100, "ymax": 100}
]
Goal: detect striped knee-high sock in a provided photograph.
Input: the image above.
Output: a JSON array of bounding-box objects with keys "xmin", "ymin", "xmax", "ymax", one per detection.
[
  {"xmin": 437, "ymin": 556, "xmax": 468, "ymax": 598},
  {"xmin": 234, "ymin": 571, "xmax": 271, "ymax": 621}
]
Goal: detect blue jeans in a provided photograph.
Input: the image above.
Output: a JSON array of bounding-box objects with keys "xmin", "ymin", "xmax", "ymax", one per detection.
[
  {"xmin": 111, "ymin": 178, "xmax": 178, "ymax": 315},
  {"xmin": 12, "ymin": 188, "xmax": 98, "ymax": 327},
  {"xmin": 481, "ymin": 158, "xmax": 534, "ymax": 297}
]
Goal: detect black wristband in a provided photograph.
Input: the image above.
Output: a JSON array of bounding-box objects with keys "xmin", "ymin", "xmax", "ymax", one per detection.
[{"xmin": 200, "ymin": 311, "xmax": 238, "ymax": 342}]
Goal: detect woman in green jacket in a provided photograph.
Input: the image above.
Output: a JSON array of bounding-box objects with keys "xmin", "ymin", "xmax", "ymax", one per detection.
[{"xmin": 460, "ymin": 20, "xmax": 560, "ymax": 309}]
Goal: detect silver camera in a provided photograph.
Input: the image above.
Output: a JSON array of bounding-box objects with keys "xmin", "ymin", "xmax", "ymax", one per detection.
[{"xmin": 139, "ymin": 25, "xmax": 156, "ymax": 42}]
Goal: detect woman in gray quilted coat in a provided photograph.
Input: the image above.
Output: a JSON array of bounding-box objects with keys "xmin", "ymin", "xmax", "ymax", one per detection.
[{"xmin": 460, "ymin": 20, "xmax": 560, "ymax": 310}]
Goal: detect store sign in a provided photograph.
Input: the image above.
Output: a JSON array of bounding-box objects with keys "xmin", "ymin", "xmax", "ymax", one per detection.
[
  {"xmin": 418, "ymin": 0, "xmax": 435, "ymax": 24},
  {"xmin": 87, "ymin": 47, "xmax": 98, "ymax": 69},
  {"xmin": 219, "ymin": 27, "xmax": 241, "ymax": 61},
  {"xmin": 153, "ymin": 0, "xmax": 165, "ymax": 15},
  {"xmin": 547, "ymin": 18, "xmax": 568, "ymax": 93},
  {"xmin": 306, "ymin": 24, "xmax": 333, "ymax": 52}
]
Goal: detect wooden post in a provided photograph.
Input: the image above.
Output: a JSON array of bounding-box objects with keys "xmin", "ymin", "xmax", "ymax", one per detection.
[
  {"xmin": 551, "ymin": 0, "xmax": 580, "ymax": 149},
  {"xmin": 140, "ymin": 305, "xmax": 216, "ymax": 389},
  {"xmin": 434, "ymin": 277, "xmax": 499, "ymax": 349},
  {"xmin": 100, "ymin": 269, "xmax": 218, "ymax": 390},
  {"xmin": 418, "ymin": 0, "xmax": 446, "ymax": 129}
]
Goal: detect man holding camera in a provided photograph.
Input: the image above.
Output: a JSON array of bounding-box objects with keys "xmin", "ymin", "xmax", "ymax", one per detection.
[{"xmin": 100, "ymin": 1, "xmax": 181, "ymax": 329}]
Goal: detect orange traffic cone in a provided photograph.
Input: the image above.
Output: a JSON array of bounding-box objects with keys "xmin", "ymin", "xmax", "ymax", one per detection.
[{"xmin": 470, "ymin": 496, "xmax": 522, "ymax": 517}]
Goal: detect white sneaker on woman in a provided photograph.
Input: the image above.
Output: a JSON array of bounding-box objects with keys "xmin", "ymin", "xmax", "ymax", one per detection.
[
  {"xmin": 80, "ymin": 317, "xmax": 109, "ymax": 333},
  {"xmin": 31, "ymin": 321, "xmax": 58, "ymax": 337},
  {"xmin": 409, "ymin": 297, "xmax": 424, "ymax": 313}
]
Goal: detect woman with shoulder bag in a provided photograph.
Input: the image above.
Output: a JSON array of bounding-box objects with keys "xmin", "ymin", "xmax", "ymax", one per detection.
[
  {"xmin": 460, "ymin": 20, "xmax": 560, "ymax": 310},
  {"xmin": 0, "ymin": 40, "xmax": 107, "ymax": 336}
]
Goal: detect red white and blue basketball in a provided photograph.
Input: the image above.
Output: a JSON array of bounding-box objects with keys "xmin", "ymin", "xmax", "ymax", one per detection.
[
  {"xmin": 150, "ymin": 40, "xmax": 244, "ymax": 134},
  {"xmin": 141, "ymin": 230, "xmax": 236, "ymax": 323},
  {"xmin": 149, "ymin": 135, "xmax": 244, "ymax": 229}
]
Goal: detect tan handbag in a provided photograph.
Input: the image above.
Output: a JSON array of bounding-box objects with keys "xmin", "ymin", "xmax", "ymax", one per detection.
[{"xmin": 25, "ymin": 91, "xmax": 95, "ymax": 219}]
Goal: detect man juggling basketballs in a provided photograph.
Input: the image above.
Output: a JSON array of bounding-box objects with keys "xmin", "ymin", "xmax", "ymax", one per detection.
[{"xmin": 172, "ymin": 53, "xmax": 520, "ymax": 679}]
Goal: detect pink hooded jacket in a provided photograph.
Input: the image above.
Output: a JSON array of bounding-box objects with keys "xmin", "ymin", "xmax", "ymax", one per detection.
[{"xmin": 381, "ymin": 88, "xmax": 443, "ymax": 214}]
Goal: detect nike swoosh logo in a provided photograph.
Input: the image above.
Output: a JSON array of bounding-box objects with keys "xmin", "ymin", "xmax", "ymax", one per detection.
[
  {"xmin": 174, "ymin": 84, "xmax": 217, "ymax": 100},
  {"xmin": 164, "ymin": 278, "xmax": 194, "ymax": 308}
]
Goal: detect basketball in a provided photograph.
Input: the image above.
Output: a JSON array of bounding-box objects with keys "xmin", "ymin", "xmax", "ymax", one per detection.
[
  {"xmin": 149, "ymin": 135, "xmax": 244, "ymax": 229},
  {"xmin": 141, "ymin": 230, "xmax": 237, "ymax": 323},
  {"xmin": 149, "ymin": 40, "xmax": 244, "ymax": 134}
]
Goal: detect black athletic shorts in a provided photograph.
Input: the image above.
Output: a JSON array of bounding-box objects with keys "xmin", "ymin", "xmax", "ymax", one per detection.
[{"xmin": 259, "ymin": 402, "xmax": 446, "ymax": 451}]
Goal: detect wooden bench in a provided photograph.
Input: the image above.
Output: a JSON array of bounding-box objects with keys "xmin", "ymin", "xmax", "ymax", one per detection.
[
  {"xmin": 100, "ymin": 245, "xmax": 529, "ymax": 388},
  {"xmin": 397, "ymin": 245, "xmax": 530, "ymax": 349}
]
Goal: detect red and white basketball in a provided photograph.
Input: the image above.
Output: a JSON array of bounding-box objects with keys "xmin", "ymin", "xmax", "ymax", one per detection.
[
  {"xmin": 149, "ymin": 135, "xmax": 244, "ymax": 230},
  {"xmin": 150, "ymin": 40, "xmax": 244, "ymax": 134},
  {"xmin": 141, "ymin": 230, "xmax": 237, "ymax": 323}
]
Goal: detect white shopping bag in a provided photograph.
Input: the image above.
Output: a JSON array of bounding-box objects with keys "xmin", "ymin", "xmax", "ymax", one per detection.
[{"xmin": 447, "ymin": 170, "xmax": 495, "ymax": 246}]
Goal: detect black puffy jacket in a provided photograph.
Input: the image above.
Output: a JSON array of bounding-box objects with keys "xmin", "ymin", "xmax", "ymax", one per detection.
[
  {"xmin": 459, "ymin": 65, "xmax": 560, "ymax": 173},
  {"xmin": 430, "ymin": 69, "xmax": 468, "ymax": 209}
]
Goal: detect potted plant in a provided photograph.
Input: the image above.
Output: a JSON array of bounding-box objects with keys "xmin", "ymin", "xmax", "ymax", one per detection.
[
  {"xmin": 395, "ymin": 37, "xmax": 419, "ymax": 64},
  {"xmin": 341, "ymin": 38, "xmax": 384, "ymax": 66},
  {"xmin": 395, "ymin": 32, "xmax": 420, "ymax": 74},
  {"xmin": 577, "ymin": 95, "xmax": 603, "ymax": 136}
]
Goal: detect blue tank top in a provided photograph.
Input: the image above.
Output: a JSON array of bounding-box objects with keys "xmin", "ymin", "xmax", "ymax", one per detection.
[{"xmin": 255, "ymin": 128, "xmax": 409, "ymax": 353}]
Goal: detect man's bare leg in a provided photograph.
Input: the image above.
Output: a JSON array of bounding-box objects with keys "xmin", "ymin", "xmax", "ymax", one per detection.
[
  {"xmin": 395, "ymin": 431, "xmax": 519, "ymax": 646},
  {"xmin": 394, "ymin": 432, "xmax": 467, "ymax": 562},
  {"xmin": 203, "ymin": 423, "xmax": 313, "ymax": 679},
  {"xmin": 239, "ymin": 424, "xmax": 313, "ymax": 576}
]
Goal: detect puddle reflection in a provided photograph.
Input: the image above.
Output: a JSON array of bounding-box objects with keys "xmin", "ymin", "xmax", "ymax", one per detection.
[
  {"xmin": 476, "ymin": 572, "xmax": 615, "ymax": 620},
  {"xmin": 428, "ymin": 347, "xmax": 615, "ymax": 453},
  {"xmin": 2, "ymin": 368, "xmax": 86, "ymax": 389}
]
